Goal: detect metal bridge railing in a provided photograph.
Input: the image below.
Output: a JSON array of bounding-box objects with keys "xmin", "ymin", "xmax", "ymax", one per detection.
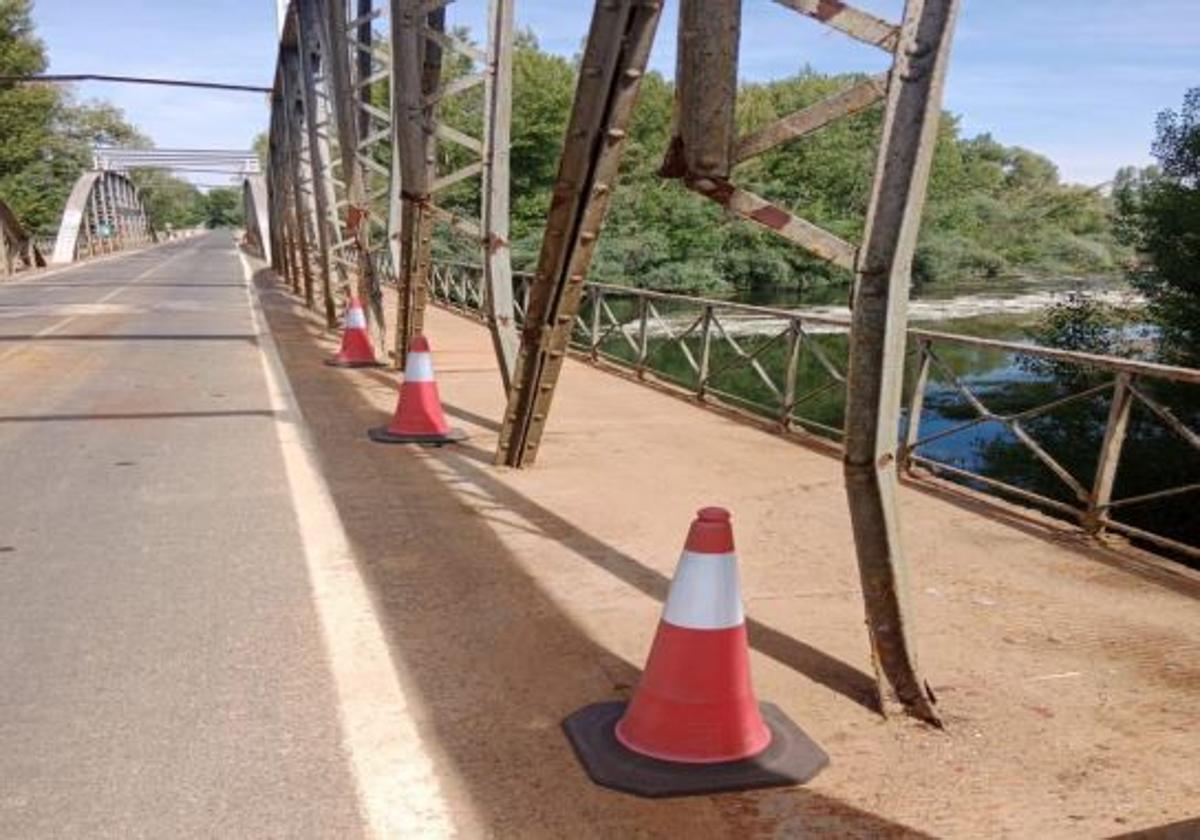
[{"xmin": 430, "ymin": 260, "xmax": 1200, "ymax": 560}]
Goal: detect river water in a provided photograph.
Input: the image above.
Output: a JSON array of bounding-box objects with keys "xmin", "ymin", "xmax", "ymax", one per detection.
[
  {"xmin": 614, "ymin": 277, "xmax": 1197, "ymax": 563},
  {"xmin": 734, "ymin": 275, "xmax": 1141, "ymax": 333}
]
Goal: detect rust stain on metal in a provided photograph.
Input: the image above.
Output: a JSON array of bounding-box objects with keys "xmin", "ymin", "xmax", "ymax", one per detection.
[
  {"xmin": 400, "ymin": 190, "xmax": 432, "ymax": 207},
  {"xmin": 816, "ymin": 0, "xmax": 847, "ymax": 22},
  {"xmin": 658, "ymin": 135, "xmax": 688, "ymax": 180},
  {"xmin": 750, "ymin": 203, "xmax": 790, "ymax": 231},
  {"xmin": 346, "ymin": 205, "xmax": 368, "ymax": 235},
  {"xmin": 687, "ymin": 176, "xmax": 736, "ymax": 205}
]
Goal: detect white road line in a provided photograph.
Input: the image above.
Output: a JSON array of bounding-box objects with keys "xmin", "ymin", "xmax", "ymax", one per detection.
[
  {"xmin": 0, "ymin": 241, "xmax": 199, "ymax": 365},
  {"xmin": 238, "ymin": 251, "xmax": 458, "ymax": 839}
]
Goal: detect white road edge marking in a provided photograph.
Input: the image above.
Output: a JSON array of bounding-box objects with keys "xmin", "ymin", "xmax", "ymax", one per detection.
[{"xmin": 238, "ymin": 251, "xmax": 457, "ymax": 839}]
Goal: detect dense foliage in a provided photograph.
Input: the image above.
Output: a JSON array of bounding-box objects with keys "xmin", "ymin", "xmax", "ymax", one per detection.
[
  {"xmin": 457, "ymin": 37, "xmax": 1127, "ymax": 296},
  {"xmin": 1113, "ymin": 88, "xmax": 1200, "ymax": 364},
  {"xmin": 201, "ymin": 187, "xmax": 244, "ymax": 228},
  {"xmin": 0, "ymin": 0, "xmax": 217, "ymax": 234}
]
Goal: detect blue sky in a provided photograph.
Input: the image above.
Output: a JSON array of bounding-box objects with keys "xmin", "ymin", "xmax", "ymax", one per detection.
[{"xmin": 32, "ymin": 0, "xmax": 1198, "ymax": 187}]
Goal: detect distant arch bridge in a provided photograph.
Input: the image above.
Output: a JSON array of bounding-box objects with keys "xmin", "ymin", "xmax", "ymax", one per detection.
[{"xmin": 51, "ymin": 170, "xmax": 154, "ymax": 264}]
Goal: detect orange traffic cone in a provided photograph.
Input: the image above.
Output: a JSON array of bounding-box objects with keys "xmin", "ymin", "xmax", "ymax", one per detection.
[
  {"xmin": 563, "ymin": 507, "xmax": 828, "ymax": 797},
  {"xmin": 368, "ymin": 335, "xmax": 467, "ymax": 445},
  {"xmin": 325, "ymin": 297, "xmax": 383, "ymax": 368}
]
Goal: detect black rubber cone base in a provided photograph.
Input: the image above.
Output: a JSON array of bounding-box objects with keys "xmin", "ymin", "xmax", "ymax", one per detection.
[
  {"xmin": 324, "ymin": 358, "xmax": 384, "ymax": 369},
  {"xmin": 368, "ymin": 425, "xmax": 468, "ymax": 446},
  {"xmin": 562, "ymin": 701, "xmax": 828, "ymax": 798}
]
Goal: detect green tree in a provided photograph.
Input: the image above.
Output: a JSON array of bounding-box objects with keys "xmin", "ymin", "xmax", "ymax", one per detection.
[
  {"xmin": 131, "ymin": 170, "xmax": 206, "ymax": 229},
  {"xmin": 490, "ymin": 47, "xmax": 1128, "ymax": 294},
  {"xmin": 1118, "ymin": 88, "xmax": 1200, "ymax": 363},
  {"xmin": 0, "ymin": 0, "xmax": 166, "ymax": 232},
  {"xmin": 0, "ymin": 0, "xmax": 63, "ymax": 231},
  {"xmin": 202, "ymin": 187, "xmax": 244, "ymax": 228},
  {"xmin": 0, "ymin": 1, "xmax": 209, "ymax": 236}
]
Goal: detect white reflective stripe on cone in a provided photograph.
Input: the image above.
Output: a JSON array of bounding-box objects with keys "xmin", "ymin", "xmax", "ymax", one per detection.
[
  {"xmin": 404, "ymin": 352, "xmax": 435, "ymax": 383},
  {"xmin": 661, "ymin": 551, "xmax": 744, "ymax": 630},
  {"xmin": 346, "ymin": 308, "xmax": 367, "ymax": 329}
]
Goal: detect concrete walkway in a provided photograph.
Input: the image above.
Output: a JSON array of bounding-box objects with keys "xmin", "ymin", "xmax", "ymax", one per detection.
[{"xmin": 257, "ymin": 248, "xmax": 1200, "ymax": 839}]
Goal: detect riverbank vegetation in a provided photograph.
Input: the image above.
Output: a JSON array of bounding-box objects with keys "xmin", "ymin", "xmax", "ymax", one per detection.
[
  {"xmin": 1111, "ymin": 88, "xmax": 1200, "ymax": 365},
  {"xmin": 1028, "ymin": 88, "xmax": 1199, "ymax": 367},
  {"xmin": 461, "ymin": 35, "xmax": 1129, "ymax": 296}
]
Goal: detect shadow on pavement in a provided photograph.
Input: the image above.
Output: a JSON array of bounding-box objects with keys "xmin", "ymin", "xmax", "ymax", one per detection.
[{"xmin": 1108, "ymin": 818, "xmax": 1200, "ymax": 839}]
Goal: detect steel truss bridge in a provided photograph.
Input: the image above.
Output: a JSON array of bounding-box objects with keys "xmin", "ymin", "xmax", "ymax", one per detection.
[
  {"xmin": 246, "ymin": 0, "xmax": 966, "ymax": 723},
  {"xmin": 0, "ymin": 148, "xmax": 260, "ymax": 275},
  {"xmin": 5, "ymin": 0, "xmax": 1196, "ymax": 726}
]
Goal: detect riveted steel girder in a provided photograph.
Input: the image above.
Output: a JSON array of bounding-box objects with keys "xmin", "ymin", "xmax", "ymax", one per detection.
[
  {"xmin": 494, "ymin": 0, "xmax": 961, "ymax": 725},
  {"xmin": 266, "ymin": 0, "xmax": 517, "ymax": 379}
]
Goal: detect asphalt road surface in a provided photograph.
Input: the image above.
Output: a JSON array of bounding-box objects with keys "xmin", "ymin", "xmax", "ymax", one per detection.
[{"xmin": 0, "ymin": 235, "xmax": 366, "ymax": 838}]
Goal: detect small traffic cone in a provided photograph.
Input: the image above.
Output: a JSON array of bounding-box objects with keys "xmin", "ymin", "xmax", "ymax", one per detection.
[
  {"xmin": 368, "ymin": 335, "xmax": 467, "ymax": 445},
  {"xmin": 325, "ymin": 297, "xmax": 383, "ymax": 368},
  {"xmin": 563, "ymin": 507, "xmax": 828, "ymax": 798}
]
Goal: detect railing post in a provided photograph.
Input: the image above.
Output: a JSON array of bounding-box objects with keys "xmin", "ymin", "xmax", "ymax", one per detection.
[
  {"xmin": 589, "ymin": 286, "xmax": 603, "ymax": 359},
  {"xmin": 636, "ymin": 295, "xmax": 650, "ymax": 378},
  {"xmin": 901, "ymin": 338, "xmax": 932, "ymax": 473},
  {"xmin": 698, "ymin": 303, "xmax": 714, "ymax": 399},
  {"xmin": 1086, "ymin": 372, "xmax": 1134, "ymax": 534},
  {"xmin": 781, "ymin": 320, "xmax": 802, "ymax": 429}
]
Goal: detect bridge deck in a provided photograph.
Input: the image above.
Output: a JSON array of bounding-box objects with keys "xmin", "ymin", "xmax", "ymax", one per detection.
[{"xmin": 257, "ymin": 255, "xmax": 1199, "ymax": 838}]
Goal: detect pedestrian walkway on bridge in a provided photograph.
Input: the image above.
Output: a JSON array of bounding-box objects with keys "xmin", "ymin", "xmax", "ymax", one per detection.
[{"xmin": 2, "ymin": 234, "xmax": 1198, "ymax": 838}]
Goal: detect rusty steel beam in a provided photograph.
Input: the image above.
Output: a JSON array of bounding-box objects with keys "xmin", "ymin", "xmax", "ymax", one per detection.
[
  {"xmin": 663, "ymin": 0, "xmax": 860, "ymax": 271},
  {"xmin": 323, "ymin": 0, "xmax": 387, "ymax": 356},
  {"xmin": 671, "ymin": 0, "xmax": 741, "ymax": 180},
  {"xmin": 495, "ymin": 0, "xmax": 667, "ymax": 468},
  {"xmin": 684, "ymin": 179, "xmax": 858, "ymax": 270},
  {"xmin": 298, "ymin": 0, "xmax": 343, "ymax": 326},
  {"xmin": 264, "ymin": 0, "xmax": 515, "ymax": 378},
  {"xmin": 734, "ymin": 73, "xmax": 887, "ymax": 164},
  {"xmin": 771, "ymin": 0, "xmax": 899, "ymax": 51},
  {"xmin": 491, "ymin": 0, "xmax": 961, "ymax": 725},
  {"xmin": 388, "ymin": 0, "xmax": 517, "ymax": 383},
  {"xmin": 281, "ymin": 48, "xmax": 321, "ymax": 310},
  {"xmin": 481, "ymin": 0, "xmax": 519, "ymax": 389},
  {"xmin": 391, "ymin": 0, "xmax": 444, "ymax": 365},
  {"xmin": 843, "ymin": 0, "xmax": 961, "ymax": 726}
]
